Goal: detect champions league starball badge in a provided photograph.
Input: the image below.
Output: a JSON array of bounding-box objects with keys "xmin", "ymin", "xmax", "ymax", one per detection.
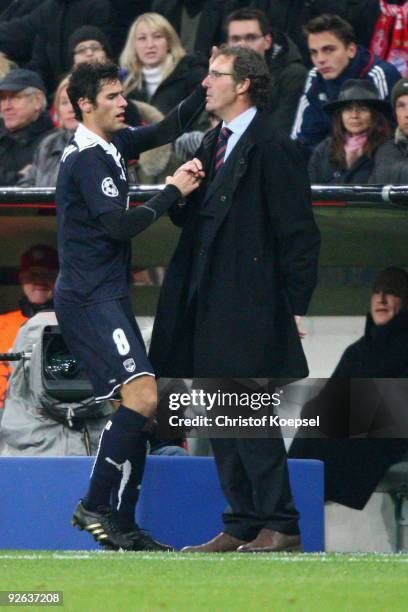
[{"xmin": 101, "ymin": 176, "xmax": 119, "ymax": 197}]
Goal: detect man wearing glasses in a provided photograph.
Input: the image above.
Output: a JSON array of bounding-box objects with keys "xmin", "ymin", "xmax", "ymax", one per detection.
[
  {"xmin": 150, "ymin": 46, "xmax": 320, "ymax": 553},
  {"xmin": 225, "ymin": 8, "xmax": 307, "ymax": 134},
  {"xmin": 69, "ymin": 26, "xmax": 111, "ymax": 67},
  {"xmin": 0, "ymin": 69, "xmax": 54, "ymax": 186}
]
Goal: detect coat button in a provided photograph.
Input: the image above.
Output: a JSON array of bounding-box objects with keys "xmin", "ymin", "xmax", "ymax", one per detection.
[
  {"xmin": 220, "ymin": 195, "xmax": 226, "ymax": 202},
  {"xmin": 199, "ymin": 249, "xmax": 205, "ymax": 256},
  {"xmin": 253, "ymin": 256, "xmax": 258, "ymax": 262},
  {"xmin": 239, "ymin": 158, "xmax": 245, "ymax": 164}
]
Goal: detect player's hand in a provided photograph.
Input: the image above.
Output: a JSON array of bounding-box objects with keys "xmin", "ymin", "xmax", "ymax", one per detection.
[
  {"xmin": 294, "ymin": 315, "xmax": 306, "ymax": 339},
  {"xmin": 18, "ymin": 164, "xmax": 32, "ymax": 177},
  {"xmin": 209, "ymin": 45, "xmax": 218, "ymax": 65},
  {"xmin": 174, "ymin": 158, "xmax": 204, "ymax": 180},
  {"xmin": 166, "ymin": 170, "xmax": 201, "ymax": 197}
]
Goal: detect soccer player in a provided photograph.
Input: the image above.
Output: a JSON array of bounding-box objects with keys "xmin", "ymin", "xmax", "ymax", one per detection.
[{"xmin": 54, "ymin": 61, "xmax": 204, "ymax": 551}]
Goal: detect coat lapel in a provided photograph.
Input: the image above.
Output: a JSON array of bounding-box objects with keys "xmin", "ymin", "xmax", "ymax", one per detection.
[{"xmin": 204, "ymin": 132, "xmax": 254, "ymax": 244}]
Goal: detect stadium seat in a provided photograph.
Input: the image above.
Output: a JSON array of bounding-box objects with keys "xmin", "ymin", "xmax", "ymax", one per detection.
[{"xmin": 0, "ymin": 456, "xmax": 324, "ymax": 551}]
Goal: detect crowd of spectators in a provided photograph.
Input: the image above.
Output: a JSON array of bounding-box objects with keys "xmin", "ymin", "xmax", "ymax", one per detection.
[
  {"xmin": 0, "ymin": 1, "xmax": 408, "ymax": 524},
  {"xmin": 0, "ymin": 2, "xmax": 408, "ymax": 187}
]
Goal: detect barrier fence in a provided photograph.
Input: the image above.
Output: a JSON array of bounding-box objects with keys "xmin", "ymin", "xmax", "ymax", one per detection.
[
  {"xmin": 0, "ymin": 184, "xmax": 408, "ymax": 208},
  {"xmin": 1, "ymin": 185, "xmax": 407, "ymax": 316}
]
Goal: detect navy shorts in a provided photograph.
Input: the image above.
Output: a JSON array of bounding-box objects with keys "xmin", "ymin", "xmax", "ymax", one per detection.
[{"xmin": 54, "ymin": 295, "xmax": 155, "ymax": 402}]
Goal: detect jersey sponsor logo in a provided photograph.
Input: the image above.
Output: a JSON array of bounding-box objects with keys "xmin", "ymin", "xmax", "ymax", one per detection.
[
  {"xmin": 101, "ymin": 176, "xmax": 119, "ymax": 197},
  {"xmin": 123, "ymin": 358, "xmax": 136, "ymax": 373}
]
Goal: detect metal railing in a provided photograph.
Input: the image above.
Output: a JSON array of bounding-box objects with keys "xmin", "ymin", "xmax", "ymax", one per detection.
[{"xmin": 0, "ymin": 185, "xmax": 408, "ymax": 208}]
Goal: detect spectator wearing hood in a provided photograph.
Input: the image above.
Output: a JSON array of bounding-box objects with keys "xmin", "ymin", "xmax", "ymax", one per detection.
[
  {"xmin": 291, "ymin": 13, "xmax": 400, "ymax": 155},
  {"xmin": 308, "ymin": 79, "xmax": 392, "ymax": 184},
  {"xmin": 370, "ymin": 77, "xmax": 408, "ymax": 183},
  {"xmin": 0, "ymin": 68, "xmax": 55, "ymax": 186},
  {"xmin": 0, "ymin": 245, "xmax": 58, "ymax": 410},
  {"xmin": 290, "ymin": 266, "xmax": 408, "ymax": 510},
  {"xmin": 225, "ymin": 7, "xmax": 307, "ymax": 134}
]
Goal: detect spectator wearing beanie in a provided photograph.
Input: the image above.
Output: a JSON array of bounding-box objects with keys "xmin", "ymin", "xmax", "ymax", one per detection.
[
  {"xmin": 69, "ymin": 25, "xmax": 112, "ymax": 67},
  {"xmin": 67, "ymin": 25, "xmax": 142, "ymax": 129},
  {"xmin": 26, "ymin": 0, "xmax": 113, "ymax": 95},
  {"xmin": 370, "ymin": 77, "xmax": 408, "ymax": 184}
]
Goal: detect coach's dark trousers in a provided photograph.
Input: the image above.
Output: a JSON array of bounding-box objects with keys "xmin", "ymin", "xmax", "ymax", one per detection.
[{"xmin": 211, "ymin": 436, "xmax": 300, "ymax": 540}]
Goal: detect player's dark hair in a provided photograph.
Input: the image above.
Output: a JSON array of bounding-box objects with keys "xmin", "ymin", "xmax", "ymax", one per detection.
[
  {"xmin": 216, "ymin": 45, "xmax": 270, "ymax": 109},
  {"xmin": 225, "ymin": 8, "xmax": 271, "ymax": 36},
  {"xmin": 303, "ymin": 13, "xmax": 356, "ymax": 46},
  {"xmin": 67, "ymin": 61, "xmax": 120, "ymax": 121}
]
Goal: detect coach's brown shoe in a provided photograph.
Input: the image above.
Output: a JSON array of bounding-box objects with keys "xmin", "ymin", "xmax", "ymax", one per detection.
[
  {"xmin": 181, "ymin": 532, "xmax": 247, "ymax": 553},
  {"xmin": 237, "ymin": 528, "xmax": 302, "ymax": 553}
]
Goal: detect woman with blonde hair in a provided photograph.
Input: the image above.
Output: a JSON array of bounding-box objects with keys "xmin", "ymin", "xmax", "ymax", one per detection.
[
  {"xmin": 18, "ymin": 76, "xmax": 78, "ymax": 187},
  {"xmin": 0, "ymin": 52, "xmax": 18, "ymax": 79},
  {"xmin": 120, "ymin": 12, "xmax": 207, "ymax": 114}
]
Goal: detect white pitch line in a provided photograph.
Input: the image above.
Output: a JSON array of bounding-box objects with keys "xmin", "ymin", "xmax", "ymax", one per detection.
[{"xmin": 0, "ymin": 553, "xmax": 408, "ymax": 562}]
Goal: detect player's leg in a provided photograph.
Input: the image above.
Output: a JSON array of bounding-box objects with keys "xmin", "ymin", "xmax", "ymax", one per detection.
[
  {"xmin": 79, "ymin": 374, "xmax": 172, "ymax": 550},
  {"xmin": 83, "ymin": 375, "xmax": 156, "ymax": 517},
  {"xmin": 56, "ymin": 297, "xmax": 171, "ymax": 550}
]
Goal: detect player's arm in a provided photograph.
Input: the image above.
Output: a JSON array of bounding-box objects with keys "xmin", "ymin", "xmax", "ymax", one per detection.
[
  {"xmin": 99, "ymin": 161, "xmax": 203, "ymax": 241},
  {"xmin": 99, "ymin": 184, "xmax": 181, "ymax": 240},
  {"xmin": 123, "ymin": 85, "xmax": 207, "ymax": 157}
]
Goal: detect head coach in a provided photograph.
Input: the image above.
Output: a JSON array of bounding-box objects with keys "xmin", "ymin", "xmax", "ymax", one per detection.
[{"xmin": 149, "ymin": 46, "xmax": 321, "ymax": 553}]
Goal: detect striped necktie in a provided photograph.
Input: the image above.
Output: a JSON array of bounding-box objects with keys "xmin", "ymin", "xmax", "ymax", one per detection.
[{"xmin": 214, "ymin": 127, "xmax": 232, "ymax": 173}]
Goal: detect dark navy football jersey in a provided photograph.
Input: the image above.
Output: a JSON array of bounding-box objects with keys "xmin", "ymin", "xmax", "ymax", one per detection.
[
  {"xmin": 55, "ymin": 123, "xmax": 147, "ymax": 304},
  {"xmin": 55, "ymin": 86, "xmax": 206, "ymax": 304}
]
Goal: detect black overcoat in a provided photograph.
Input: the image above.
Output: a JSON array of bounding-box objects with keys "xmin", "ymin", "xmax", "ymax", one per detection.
[{"xmin": 149, "ymin": 111, "xmax": 321, "ymax": 379}]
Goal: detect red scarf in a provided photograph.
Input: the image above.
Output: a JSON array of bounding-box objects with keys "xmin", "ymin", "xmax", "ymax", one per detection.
[
  {"xmin": 344, "ymin": 132, "xmax": 368, "ymax": 167},
  {"xmin": 370, "ymin": 0, "xmax": 408, "ymax": 76}
]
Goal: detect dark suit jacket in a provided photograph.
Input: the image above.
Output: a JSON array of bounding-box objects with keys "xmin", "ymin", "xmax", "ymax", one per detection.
[{"xmin": 149, "ymin": 110, "xmax": 321, "ymax": 379}]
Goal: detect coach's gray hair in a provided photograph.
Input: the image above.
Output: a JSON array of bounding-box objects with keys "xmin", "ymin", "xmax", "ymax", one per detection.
[{"xmin": 216, "ymin": 45, "xmax": 271, "ymax": 109}]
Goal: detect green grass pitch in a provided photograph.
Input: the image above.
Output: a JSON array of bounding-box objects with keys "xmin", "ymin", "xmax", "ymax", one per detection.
[{"xmin": 1, "ymin": 551, "xmax": 408, "ymax": 611}]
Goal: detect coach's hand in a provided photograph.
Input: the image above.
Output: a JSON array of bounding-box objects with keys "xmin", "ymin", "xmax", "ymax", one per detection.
[
  {"xmin": 174, "ymin": 158, "xmax": 205, "ymax": 180},
  {"xmin": 166, "ymin": 169, "xmax": 202, "ymax": 197},
  {"xmin": 294, "ymin": 315, "xmax": 306, "ymax": 339}
]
